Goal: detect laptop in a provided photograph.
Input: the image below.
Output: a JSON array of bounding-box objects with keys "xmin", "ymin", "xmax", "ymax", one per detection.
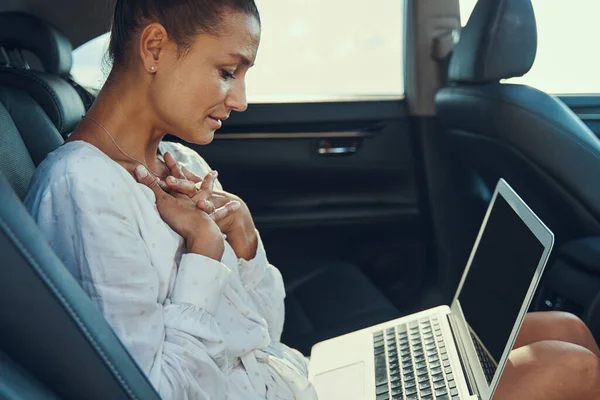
[{"xmin": 308, "ymin": 179, "xmax": 554, "ymax": 400}]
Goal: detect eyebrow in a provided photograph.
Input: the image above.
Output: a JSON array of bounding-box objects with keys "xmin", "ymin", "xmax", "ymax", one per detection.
[{"xmin": 229, "ymin": 52, "xmax": 253, "ymax": 67}]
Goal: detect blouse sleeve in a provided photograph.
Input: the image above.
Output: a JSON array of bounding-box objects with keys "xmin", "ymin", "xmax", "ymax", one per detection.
[
  {"xmin": 237, "ymin": 234, "xmax": 286, "ymax": 344},
  {"xmin": 36, "ymin": 171, "xmax": 231, "ymax": 400}
]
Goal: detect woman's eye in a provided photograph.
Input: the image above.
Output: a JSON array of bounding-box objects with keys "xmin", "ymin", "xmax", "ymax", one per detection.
[{"xmin": 220, "ymin": 69, "xmax": 235, "ymax": 80}]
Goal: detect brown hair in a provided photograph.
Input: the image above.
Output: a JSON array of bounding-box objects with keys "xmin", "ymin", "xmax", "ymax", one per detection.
[{"xmin": 108, "ymin": 0, "xmax": 260, "ymax": 67}]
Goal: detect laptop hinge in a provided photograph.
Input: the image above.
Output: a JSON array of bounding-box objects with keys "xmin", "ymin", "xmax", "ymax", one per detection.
[{"xmin": 447, "ymin": 314, "xmax": 481, "ymax": 399}]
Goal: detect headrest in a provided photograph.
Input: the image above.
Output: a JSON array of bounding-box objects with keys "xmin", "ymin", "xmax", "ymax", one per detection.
[
  {"xmin": 449, "ymin": 0, "xmax": 537, "ymax": 83},
  {"xmin": 0, "ymin": 12, "xmax": 73, "ymax": 76},
  {"xmin": 0, "ymin": 68, "xmax": 84, "ymax": 135}
]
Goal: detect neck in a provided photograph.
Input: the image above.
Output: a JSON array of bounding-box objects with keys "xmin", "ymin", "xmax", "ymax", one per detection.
[{"xmin": 70, "ymin": 70, "xmax": 167, "ymax": 175}]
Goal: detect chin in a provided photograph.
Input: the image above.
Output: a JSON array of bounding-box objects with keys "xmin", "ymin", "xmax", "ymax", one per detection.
[{"xmin": 189, "ymin": 129, "xmax": 215, "ymax": 145}]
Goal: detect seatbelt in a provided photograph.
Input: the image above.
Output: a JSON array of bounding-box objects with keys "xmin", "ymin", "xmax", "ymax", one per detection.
[{"xmin": 431, "ymin": 28, "xmax": 459, "ymax": 87}]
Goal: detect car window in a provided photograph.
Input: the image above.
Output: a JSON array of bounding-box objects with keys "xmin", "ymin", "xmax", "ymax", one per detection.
[
  {"xmin": 459, "ymin": 0, "xmax": 600, "ymax": 95},
  {"xmin": 71, "ymin": 0, "xmax": 405, "ymax": 103}
]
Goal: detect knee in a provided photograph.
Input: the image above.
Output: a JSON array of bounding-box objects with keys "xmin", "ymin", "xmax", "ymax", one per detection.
[
  {"xmin": 559, "ymin": 344, "xmax": 600, "ymax": 393},
  {"xmin": 553, "ymin": 312, "xmax": 592, "ymax": 343}
]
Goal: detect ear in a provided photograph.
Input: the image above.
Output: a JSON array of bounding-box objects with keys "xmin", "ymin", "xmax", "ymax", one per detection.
[{"xmin": 139, "ymin": 23, "xmax": 169, "ymax": 73}]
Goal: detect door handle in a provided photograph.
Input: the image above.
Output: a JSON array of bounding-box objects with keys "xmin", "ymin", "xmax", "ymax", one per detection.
[
  {"xmin": 318, "ymin": 146, "xmax": 358, "ymax": 155},
  {"xmin": 317, "ymin": 139, "xmax": 361, "ymax": 156}
]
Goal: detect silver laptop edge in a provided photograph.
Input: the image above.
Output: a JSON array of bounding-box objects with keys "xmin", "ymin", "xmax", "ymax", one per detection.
[{"xmin": 447, "ymin": 179, "xmax": 554, "ymax": 400}]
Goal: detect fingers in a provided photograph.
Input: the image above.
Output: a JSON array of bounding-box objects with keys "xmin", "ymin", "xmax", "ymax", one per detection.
[
  {"xmin": 180, "ymin": 165, "xmax": 203, "ymax": 183},
  {"xmin": 197, "ymin": 199, "xmax": 216, "ymax": 214},
  {"xmin": 165, "ymin": 176, "xmax": 199, "ymax": 197},
  {"xmin": 164, "ymin": 152, "xmax": 202, "ymax": 183},
  {"xmin": 163, "ymin": 152, "xmax": 184, "ymax": 179},
  {"xmin": 190, "ymin": 170, "xmax": 218, "ymax": 204},
  {"xmin": 200, "ymin": 170, "xmax": 218, "ymax": 192},
  {"xmin": 210, "ymin": 200, "xmax": 241, "ymax": 222},
  {"xmin": 135, "ymin": 165, "xmax": 167, "ymax": 201}
]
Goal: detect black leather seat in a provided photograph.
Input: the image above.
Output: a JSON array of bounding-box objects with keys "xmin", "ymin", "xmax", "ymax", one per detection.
[
  {"xmin": 0, "ymin": 172, "xmax": 161, "ymax": 400},
  {"xmin": 434, "ymin": 0, "xmax": 600, "ymax": 292},
  {"xmin": 281, "ymin": 259, "xmax": 400, "ymax": 355},
  {"xmin": 0, "ymin": 14, "xmax": 161, "ymax": 400}
]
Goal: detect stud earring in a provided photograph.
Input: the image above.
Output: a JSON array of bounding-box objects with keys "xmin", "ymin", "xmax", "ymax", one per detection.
[{"xmin": 150, "ymin": 65, "xmax": 156, "ymax": 72}]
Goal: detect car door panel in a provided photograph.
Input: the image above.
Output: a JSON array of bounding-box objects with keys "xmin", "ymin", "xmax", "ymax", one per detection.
[{"xmin": 168, "ymin": 100, "xmax": 429, "ymax": 311}]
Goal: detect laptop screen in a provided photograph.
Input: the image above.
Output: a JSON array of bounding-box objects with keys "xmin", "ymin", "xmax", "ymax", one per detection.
[{"xmin": 457, "ymin": 194, "xmax": 546, "ymax": 383}]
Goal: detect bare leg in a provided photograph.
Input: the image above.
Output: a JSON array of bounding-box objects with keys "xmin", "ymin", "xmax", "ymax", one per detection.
[
  {"xmin": 494, "ymin": 340, "xmax": 600, "ymax": 400},
  {"xmin": 515, "ymin": 311, "xmax": 600, "ymax": 357}
]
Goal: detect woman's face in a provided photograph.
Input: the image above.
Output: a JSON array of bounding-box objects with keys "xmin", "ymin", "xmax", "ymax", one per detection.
[{"xmin": 149, "ymin": 11, "xmax": 260, "ymax": 144}]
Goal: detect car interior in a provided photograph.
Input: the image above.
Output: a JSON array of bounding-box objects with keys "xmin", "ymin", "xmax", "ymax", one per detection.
[{"xmin": 2, "ymin": 0, "xmax": 600, "ymax": 398}]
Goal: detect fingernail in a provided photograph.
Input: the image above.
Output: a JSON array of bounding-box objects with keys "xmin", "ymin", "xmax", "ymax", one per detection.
[
  {"xmin": 136, "ymin": 165, "xmax": 148, "ymax": 178},
  {"xmin": 212, "ymin": 170, "xmax": 219, "ymax": 178},
  {"xmin": 167, "ymin": 176, "xmax": 177, "ymax": 184},
  {"xmin": 231, "ymin": 201, "xmax": 241, "ymax": 211}
]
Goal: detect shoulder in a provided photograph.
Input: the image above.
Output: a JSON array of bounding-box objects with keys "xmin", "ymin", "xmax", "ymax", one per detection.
[
  {"xmin": 25, "ymin": 141, "xmax": 134, "ymax": 210},
  {"xmin": 159, "ymin": 141, "xmax": 213, "ymax": 177}
]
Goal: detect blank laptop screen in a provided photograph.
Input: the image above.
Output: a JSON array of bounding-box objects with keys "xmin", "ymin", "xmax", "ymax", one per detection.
[{"xmin": 457, "ymin": 194, "xmax": 545, "ymax": 383}]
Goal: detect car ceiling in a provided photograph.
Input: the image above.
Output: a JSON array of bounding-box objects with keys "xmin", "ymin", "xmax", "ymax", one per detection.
[{"xmin": 1, "ymin": 0, "xmax": 115, "ymax": 47}]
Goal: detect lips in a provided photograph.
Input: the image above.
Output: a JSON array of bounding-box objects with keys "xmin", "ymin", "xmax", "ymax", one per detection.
[{"xmin": 208, "ymin": 115, "xmax": 225, "ymax": 129}]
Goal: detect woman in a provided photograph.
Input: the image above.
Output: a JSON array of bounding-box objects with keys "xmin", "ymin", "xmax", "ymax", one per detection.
[{"xmin": 23, "ymin": 0, "xmax": 600, "ymax": 398}]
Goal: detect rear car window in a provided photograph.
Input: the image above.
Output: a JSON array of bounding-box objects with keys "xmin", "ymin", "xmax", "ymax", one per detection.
[{"xmin": 71, "ymin": 0, "xmax": 405, "ymax": 103}]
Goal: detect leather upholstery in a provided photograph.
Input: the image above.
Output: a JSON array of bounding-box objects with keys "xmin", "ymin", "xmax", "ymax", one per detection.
[
  {"xmin": 0, "ymin": 350, "xmax": 61, "ymax": 400},
  {"xmin": 0, "ymin": 173, "xmax": 161, "ymax": 400},
  {"xmin": 0, "ymin": 87, "xmax": 63, "ymax": 198},
  {"xmin": 281, "ymin": 260, "xmax": 400, "ymax": 355},
  {"xmin": 0, "ymin": 12, "xmax": 73, "ymax": 76},
  {"xmin": 435, "ymin": 0, "xmax": 600, "ymax": 294},
  {"xmin": 449, "ymin": 0, "xmax": 537, "ymax": 83},
  {"xmin": 0, "ymin": 68, "xmax": 84, "ymax": 136},
  {"xmin": 436, "ymin": 84, "xmax": 600, "ymax": 236}
]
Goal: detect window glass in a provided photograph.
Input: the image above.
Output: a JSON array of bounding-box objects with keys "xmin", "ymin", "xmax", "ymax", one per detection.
[
  {"xmin": 71, "ymin": 33, "xmax": 110, "ymax": 93},
  {"xmin": 459, "ymin": 0, "xmax": 600, "ymax": 94},
  {"xmin": 71, "ymin": 0, "xmax": 405, "ymax": 103}
]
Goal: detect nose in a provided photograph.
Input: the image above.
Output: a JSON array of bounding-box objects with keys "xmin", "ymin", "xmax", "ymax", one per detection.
[{"xmin": 224, "ymin": 79, "xmax": 248, "ymax": 112}]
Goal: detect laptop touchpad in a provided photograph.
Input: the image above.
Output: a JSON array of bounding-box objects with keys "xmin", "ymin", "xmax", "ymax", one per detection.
[{"xmin": 314, "ymin": 362, "xmax": 365, "ymax": 399}]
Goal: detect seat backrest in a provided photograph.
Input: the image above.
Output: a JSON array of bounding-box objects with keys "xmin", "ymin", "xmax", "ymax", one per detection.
[
  {"xmin": 0, "ymin": 173, "xmax": 161, "ymax": 400},
  {"xmin": 434, "ymin": 0, "xmax": 600, "ymax": 294},
  {"xmin": 0, "ymin": 11, "xmax": 95, "ymax": 111},
  {"xmin": 0, "ymin": 12, "xmax": 87, "ymax": 198},
  {"xmin": 0, "ymin": 13, "xmax": 160, "ymax": 399},
  {"xmin": 0, "ymin": 349, "xmax": 61, "ymax": 399}
]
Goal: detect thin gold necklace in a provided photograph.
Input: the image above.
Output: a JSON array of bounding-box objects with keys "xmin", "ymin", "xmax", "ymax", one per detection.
[{"xmin": 83, "ymin": 115, "xmax": 168, "ymax": 179}]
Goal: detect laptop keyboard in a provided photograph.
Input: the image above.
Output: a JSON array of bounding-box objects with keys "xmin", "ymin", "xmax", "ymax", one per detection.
[
  {"xmin": 470, "ymin": 331, "xmax": 497, "ymax": 384},
  {"xmin": 373, "ymin": 316, "xmax": 460, "ymax": 400}
]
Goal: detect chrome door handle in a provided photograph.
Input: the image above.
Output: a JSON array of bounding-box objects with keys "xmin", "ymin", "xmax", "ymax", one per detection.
[{"xmin": 317, "ymin": 146, "xmax": 358, "ymax": 155}]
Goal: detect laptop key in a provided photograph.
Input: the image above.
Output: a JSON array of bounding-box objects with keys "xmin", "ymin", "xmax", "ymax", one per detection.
[
  {"xmin": 376, "ymin": 384, "xmax": 389, "ymax": 395},
  {"xmin": 406, "ymin": 387, "xmax": 418, "ymax": 396},
  {"xmin": 376, "ymin": 394, "xmax": 390, "ymax": 400},
  {"xmin": 433, "ymin": 380, "xmax": 447, "ymax": 390}
]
